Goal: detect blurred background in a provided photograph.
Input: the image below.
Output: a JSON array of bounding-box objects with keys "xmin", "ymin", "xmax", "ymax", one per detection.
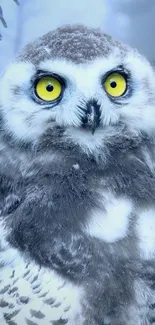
[{"xmin": 0, "ymin": 0, "xmax": 155, "ymax": 73}]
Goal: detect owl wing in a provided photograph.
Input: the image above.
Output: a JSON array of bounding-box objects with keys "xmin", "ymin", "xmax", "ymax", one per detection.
[{"xmin": 0, "ymin": 259, "xmax": 82, "ymax": 325}]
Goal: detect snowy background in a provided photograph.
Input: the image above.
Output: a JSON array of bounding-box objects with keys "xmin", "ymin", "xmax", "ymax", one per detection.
[{"xmin": 0, "ymin": 0, "xmax": 155, "ymax": 73}]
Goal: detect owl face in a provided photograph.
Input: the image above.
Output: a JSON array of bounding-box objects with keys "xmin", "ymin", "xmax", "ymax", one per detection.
[{"xmin": 0, "ymin": 25, "xmax": 155, "ymax": 157}]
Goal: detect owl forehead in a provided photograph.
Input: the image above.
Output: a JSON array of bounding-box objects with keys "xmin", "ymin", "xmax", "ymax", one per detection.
[
  {"xmin": 38, "ymin": 56, "xmax": 120, "ymax": 90},
  {"xmin": 17, "ymin": 25, "xmax": 128, "ymax": 65}
]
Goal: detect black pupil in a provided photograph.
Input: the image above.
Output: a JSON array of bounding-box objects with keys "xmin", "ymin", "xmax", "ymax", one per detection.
[
  {"xmin": 110, "ymin": 81, "xmax": 117, "ymax": 88},
  {"xmin": 46, "ymin": 84, "xmax": 54, "ymax": 92}
]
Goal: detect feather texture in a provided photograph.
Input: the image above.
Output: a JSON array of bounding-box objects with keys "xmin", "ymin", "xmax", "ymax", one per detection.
[
  {"xmin": 0, "ymin": 1, "xmax": 155, "ymax": 72},
  {"xmin": 0, "ymin": 22, "xmax": 155, "ymax": 324}
]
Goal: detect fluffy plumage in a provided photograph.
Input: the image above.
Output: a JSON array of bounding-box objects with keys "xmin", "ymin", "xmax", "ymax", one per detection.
[{"xmin": 0, "ymin": 25, "xmax": 155, "ymax": 324}]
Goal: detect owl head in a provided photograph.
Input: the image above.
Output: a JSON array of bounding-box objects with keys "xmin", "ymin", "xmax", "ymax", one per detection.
[{"xmin": 0, "ymin": 25, "xmax": 155, "ymax": 160}]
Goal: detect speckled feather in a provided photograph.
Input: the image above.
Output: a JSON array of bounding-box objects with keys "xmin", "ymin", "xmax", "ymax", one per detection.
[
  {"xmin": 0, "ymin": 257, "xmax": 83, "ymax": 325},
  {"xmin": 17, "ymin": 25, "xmax": 128, "ymax": 65}
]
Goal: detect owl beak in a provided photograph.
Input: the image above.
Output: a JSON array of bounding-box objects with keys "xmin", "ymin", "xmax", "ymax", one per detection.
[
  {"xmin": 81, "ymin": 99, "xmax": 101, "ymax": 135},
  {"xmin": 88, "ymin": 106, "xmax": 98, "ymax": 135}
]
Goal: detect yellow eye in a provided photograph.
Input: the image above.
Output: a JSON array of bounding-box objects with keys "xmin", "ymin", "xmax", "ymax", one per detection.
[
  {"xmin": 35, "ymin": 76, "xmax": 63, "ymax": 102},
  {"xmin": 104, "ymin": 73, "xmax": 127, "ymax": 97}
]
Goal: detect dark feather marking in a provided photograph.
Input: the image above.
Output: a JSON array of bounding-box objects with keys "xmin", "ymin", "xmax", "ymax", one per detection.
[
  {"xmin": 39, "ymin": 291, "xmax": 48, "ymax": 298},
  {"xmin": 30, "ymin": 309, "xmax": 45, "ymax": 319},
  {"xmin": 44, "ymin": 297, "xmax": 55, "ymax": 305},
  {"xmin": 12, "ymin": 278, "xmax": 19, "ymax": 285},
  {"xmin": 10, "ymin": 270, "xmax": 15, "ymax": 279},
  {"xmin": 150, "ymin": 304, "xmax": 155, "ymax": 310},
  {"xmin": 8, "ymin": 303, "xmax": 15, "ymax": 309},
  {"xmin": 32, "ymin": 283, "xmax": 40, "ymax": 291},
  {"xmin": 23, "ymin": 270, "xmax": 31, "ymax": 278},
  {"xmin": 0, "ymin": 285, "xmax": 10, "ymax": 294},
  {"xmin": 8, "ymin": 287, "xmax": 18, "ymax": 294},
  {"xmin": 4, "ymin": 310, "xmax": 20, "ymax": 320},
  {"xmin": 53, "ymin": 302, "xmax": 61, "ymax": 308},
  {"xmin": 57, "ymin": 282, "xmax": 66, "ymax": 290},
  {"xmin": 4, "ymin": 320, "xmax": 17, "ymax": 325},
  {"xmin": 0, "ymin": 299, "xmax": 9, "ymax": 307},
  {"xmin": 30, "ymin": 275, "xmax": 38, "ymax": 284},
  {"xmin": 19, "ymin": 296, "xmax": 29, "ymax": 304},
  {"xmin": 26, "ymin": 319, "xmax": 37, "ymax": 325},
  {"xmin": 64, "ymin": 306, "xmax": 70, "ymax": 312}
]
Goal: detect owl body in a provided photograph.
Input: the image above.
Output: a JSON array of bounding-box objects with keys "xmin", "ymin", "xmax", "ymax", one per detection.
[
  {"xmin": 0, "ymin": 25, "xmax": 155, "ymax": 324},
  {"xmin": 0, "ymin": 135, "xmax": 153, "ymax": 325}
]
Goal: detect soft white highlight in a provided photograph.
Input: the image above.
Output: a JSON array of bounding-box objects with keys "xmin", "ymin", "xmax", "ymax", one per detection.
[
  {"xmin": 136, "ymin": 209, "xmax": 155, "ymax": 259},
  {"xmin": 85, "ymin": 193, "xmax": 132, "ymax": 242}
]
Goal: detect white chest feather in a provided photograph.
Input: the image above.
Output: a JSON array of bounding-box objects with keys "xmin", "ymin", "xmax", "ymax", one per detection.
[
  {"xmin": 0, "ymin": 256, "xmax": 84, "ymax": 325},
  {"xmin": 136, "ymin": 208, "xmax": 155, "ymax": 260},
  {"xmin": 85, "ymin": 192, "xmax": 133, "ymax": 243}
]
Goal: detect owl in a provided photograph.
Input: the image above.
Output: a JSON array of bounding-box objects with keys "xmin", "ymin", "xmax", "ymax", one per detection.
[{"xmin": 0, "ymin": 24, "xmax": 155, "ymax": 325}]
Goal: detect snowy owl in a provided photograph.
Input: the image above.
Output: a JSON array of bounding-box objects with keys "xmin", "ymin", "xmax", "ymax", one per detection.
[{"xmin": 0, "ymin": 25, "xmax": 155, "ymax": 325}]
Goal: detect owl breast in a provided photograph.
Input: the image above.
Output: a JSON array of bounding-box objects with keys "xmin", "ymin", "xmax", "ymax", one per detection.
[{"xmin": 0, "ymin": 252, "xmax": 84, "ymax": 325}]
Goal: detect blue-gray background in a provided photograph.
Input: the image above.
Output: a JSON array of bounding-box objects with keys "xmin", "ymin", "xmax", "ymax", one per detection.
[{"xmin": 0, "ymin": 0, "xmax": 155, "ymax": 72}]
